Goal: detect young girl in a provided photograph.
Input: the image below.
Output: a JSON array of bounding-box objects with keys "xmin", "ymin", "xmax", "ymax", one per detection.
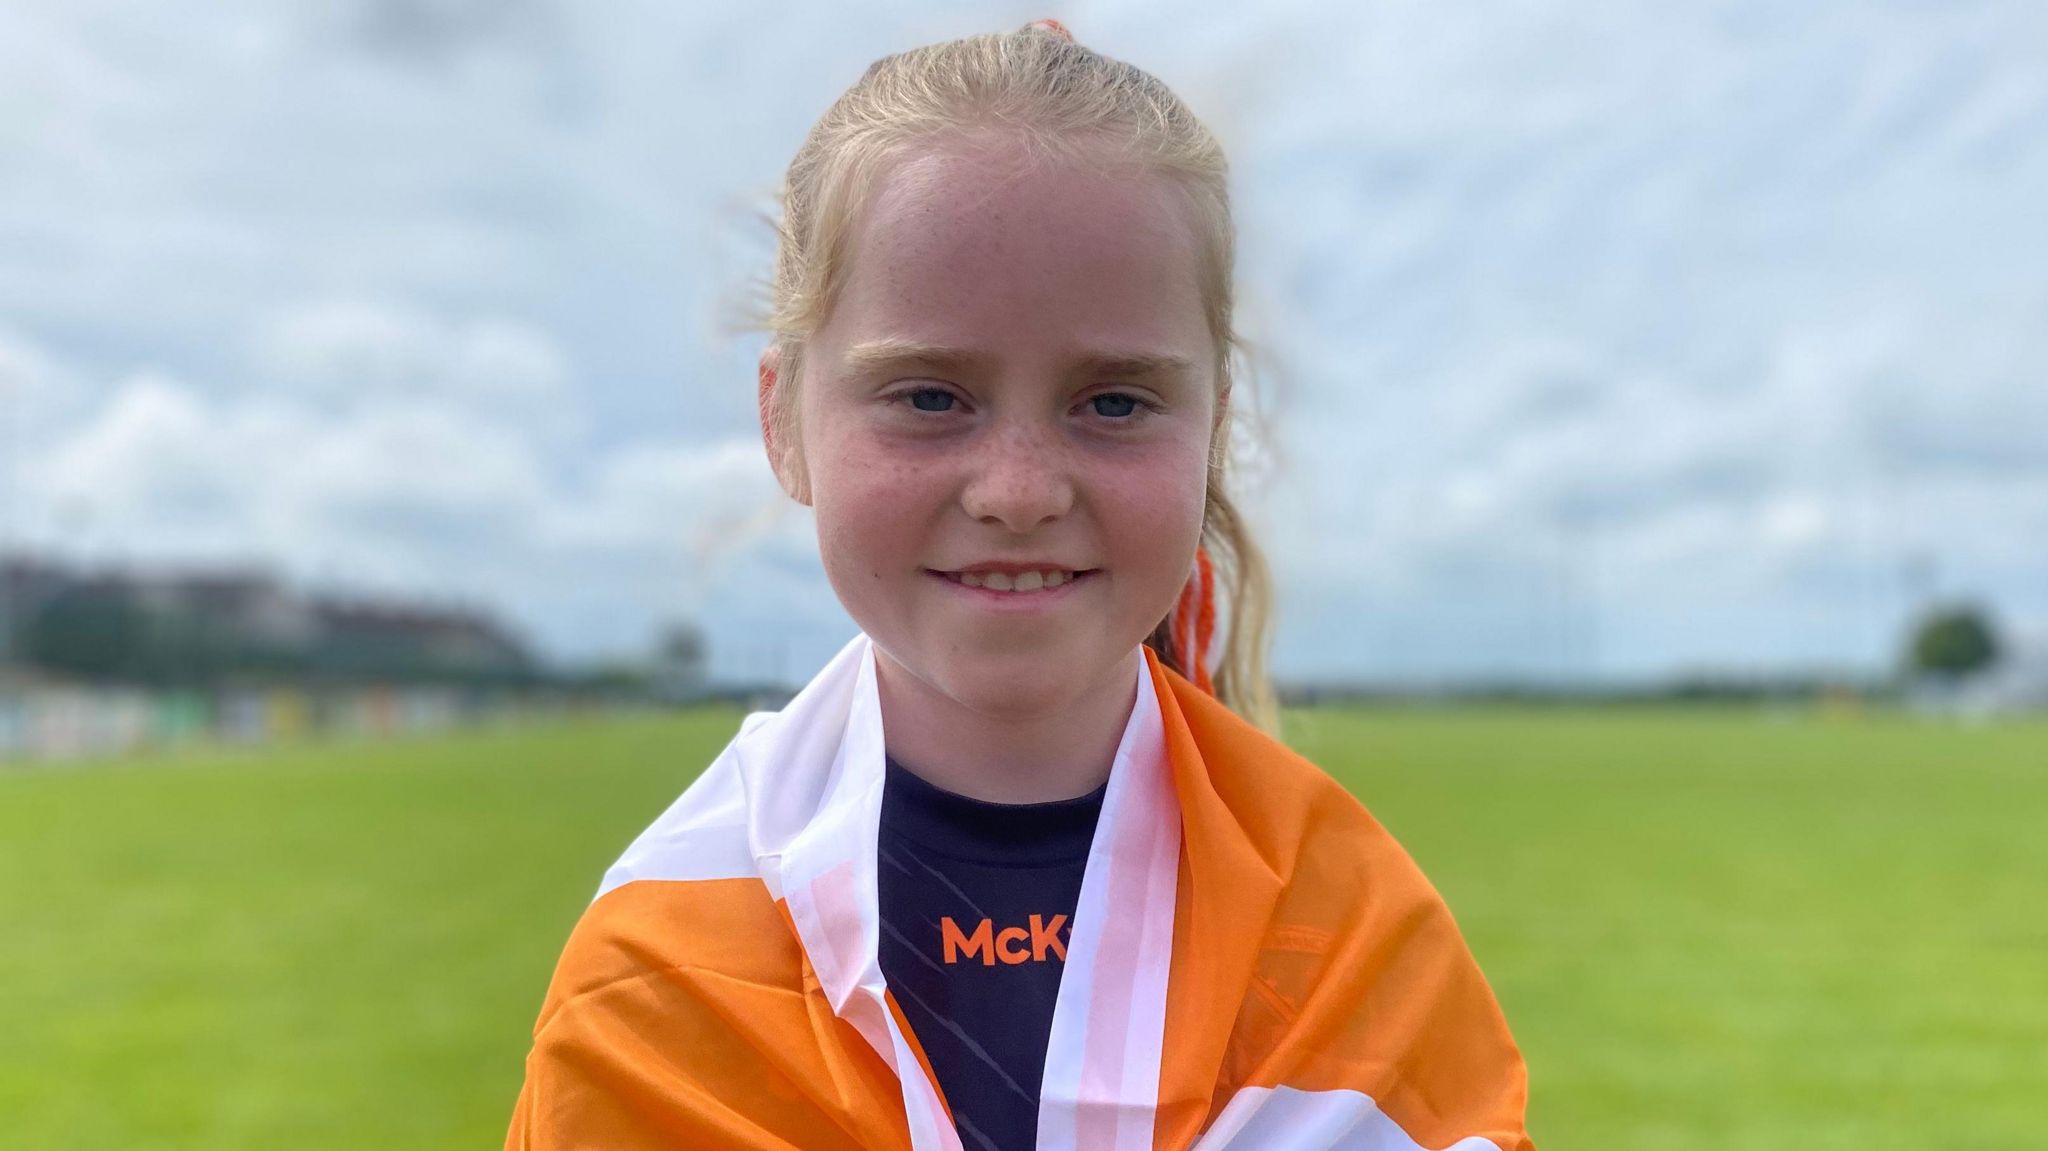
[{"xmin": 506, "ymin": 22, "xmax": 1532, "ymax": 1151}]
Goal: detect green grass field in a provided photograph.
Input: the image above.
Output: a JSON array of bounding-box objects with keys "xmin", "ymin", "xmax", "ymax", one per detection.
[{"xmin": 3, "ymin": 708, "xmax": 2044, "ymax": 1149}]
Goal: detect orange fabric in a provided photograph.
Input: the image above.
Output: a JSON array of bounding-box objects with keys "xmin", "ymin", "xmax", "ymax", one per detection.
[
  {"xmin": 505, "ymin": 662, "xmax": 1532, "ymax": 1150},
  {"xmin": 504, "ymin": 878, "xmax": 913, "ymax": 1150},
  {"xmin": 1147, "ymin": 659, "xmax": 1532, "ymax": 1151}
]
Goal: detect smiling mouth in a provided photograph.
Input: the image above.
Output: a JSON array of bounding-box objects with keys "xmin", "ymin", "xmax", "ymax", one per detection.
[{"xmin": 930, "ymin": 568, "xmax": 1098, "ymax": 593}]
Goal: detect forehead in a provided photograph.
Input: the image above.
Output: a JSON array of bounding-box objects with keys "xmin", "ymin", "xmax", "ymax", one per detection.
[{"xmin": 819, "ymin": 142, "xmax": 1211, "ymax": 366}]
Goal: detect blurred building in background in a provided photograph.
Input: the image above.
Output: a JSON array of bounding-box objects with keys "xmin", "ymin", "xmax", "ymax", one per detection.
[
  {"xmin": 10, "ymin": 559, "xmax": 532, "ymax": 686},
  {"xmin": 0, "ymin": 552, "xmax": 699, "ymax": 764}
]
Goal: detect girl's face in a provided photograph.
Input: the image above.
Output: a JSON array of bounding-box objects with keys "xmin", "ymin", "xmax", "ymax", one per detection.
[{"xmin": 788, "ymin": 143, "xmax": 1219, "ymax": 724}]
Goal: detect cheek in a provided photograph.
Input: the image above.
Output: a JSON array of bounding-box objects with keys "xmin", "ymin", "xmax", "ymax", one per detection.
[
  {"xmin": 1097, "ymin": 443, "xmax": 1210, "ymax": 573},
  {"xmin": 807, "ymin": 429, "xmax": 942, "ymax": 577}
]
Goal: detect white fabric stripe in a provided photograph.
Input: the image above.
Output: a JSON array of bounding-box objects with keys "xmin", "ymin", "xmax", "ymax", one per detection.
[
  {"xmin": 1115, "ymin": 746, "xmax": 1179, "ymax": 1149},
  {"xmin": 891, "ymin": 1017, "xmax": 963, "ymax": 1151},
  {"xmin": 596, "ymin": 737, "xmax": 760, "ymax": 895},
  {"xmin": 597, "ymin": 818, "xmax": 755, "ymax": 891},
  {"xmin": 1036, "ymin": 653, "xmax": 1176, "ymax": 1150},
  {"xmin": 777, "ymin": 646, "xmax": 888, "ymax": 1014},
  {"xmin": 774, "ymin": 642, "xmax": 968, "ymax": 1150},
  {"xmin": 1193, "ymin": 1086, "xmax": 1503, "ymax": 1151}
]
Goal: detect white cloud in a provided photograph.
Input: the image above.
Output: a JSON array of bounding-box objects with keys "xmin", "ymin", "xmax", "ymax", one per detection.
[
  {"xmin": 253, "ymin": 300, "xmax": 578, "ymax": 445},
  {"xmin": 0, "ymin": 326, "xmax": 93, "ymax": 445},
  {"xmin": 18, "ymin": 353, "xmax": 801, "ymax": 664},
  {"xmin": 2, "ymin": 0, "xmax": 2044, "ymax": 679}
]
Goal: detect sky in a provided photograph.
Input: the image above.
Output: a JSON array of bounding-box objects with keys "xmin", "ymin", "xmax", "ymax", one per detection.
[{"xmin": 1, "ymin": 0, "xmax": 2043, "ymax": 685}]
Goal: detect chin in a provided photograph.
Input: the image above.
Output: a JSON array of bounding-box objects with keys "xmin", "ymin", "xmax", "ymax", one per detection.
[
  {"xmin": 940, "ymin": 660, "xmax": 1079, "ymax": 720},
  {"xmin": 924, "ymin": 642, "xmax": 1128, "ymax": 721}
]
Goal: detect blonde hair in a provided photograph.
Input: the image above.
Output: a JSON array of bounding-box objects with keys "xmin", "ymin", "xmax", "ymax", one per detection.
[{"xmin": 765, "ymin": 22, "xmax": 1278, "ymax": 732}]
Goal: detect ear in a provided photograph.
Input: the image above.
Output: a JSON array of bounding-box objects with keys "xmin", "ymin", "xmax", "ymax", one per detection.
[{"xmin": 758, "ymin": 345, "xmax": 811, "ymax": 505}]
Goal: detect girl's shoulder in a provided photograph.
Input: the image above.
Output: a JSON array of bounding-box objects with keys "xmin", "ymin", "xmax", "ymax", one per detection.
[
  {"xmin": 1160, "ymin": 667, "xmax": 1440, "ymax": 902},
  {"xmin": 1156, "ymin": 670, "xmax": 1533, "ymax": 1151},
  {"xmin": 532, "ymin": 730, "xmax": 797, "ymax": 1034}
]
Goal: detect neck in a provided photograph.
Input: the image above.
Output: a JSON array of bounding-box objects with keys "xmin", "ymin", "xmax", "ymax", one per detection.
[{"xmin": 872, "ymin": 645, "xmax": 1141, "ymax": 804}]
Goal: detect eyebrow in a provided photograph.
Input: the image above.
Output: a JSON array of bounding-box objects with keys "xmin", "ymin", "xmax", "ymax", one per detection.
[
  {"xmin": 841, "ymin": 339, "xmax": 983, "ymax": 375},
  {"xmin": 840, "ymin": 339, "xmax": 1197, "ymax": 381}
]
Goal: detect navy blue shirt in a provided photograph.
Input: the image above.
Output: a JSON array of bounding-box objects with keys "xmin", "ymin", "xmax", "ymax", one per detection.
[{"xmin": 877, "ymin": 757, "xmax": 1106, "ymax": 1151}]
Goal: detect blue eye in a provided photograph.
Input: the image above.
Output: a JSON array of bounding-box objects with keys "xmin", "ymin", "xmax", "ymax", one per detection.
[
  {"xmin": 909, "ymin": 388, "xmax": 956, "ymax": 412},
  {"xmin": 1090, "ymin": 393, "xmax": 1140, "ymax": 418}
]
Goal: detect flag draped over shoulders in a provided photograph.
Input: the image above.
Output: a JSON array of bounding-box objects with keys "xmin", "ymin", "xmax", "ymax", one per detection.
[{"xmin": 504, "ymin": 635, "xmax": 1533, "ymax": 1151}]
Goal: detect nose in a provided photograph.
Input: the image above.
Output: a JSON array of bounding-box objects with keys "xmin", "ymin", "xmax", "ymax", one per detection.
[{"xmin": 960, "ymin": 419, "xmax": 1075, "ymax": 533}]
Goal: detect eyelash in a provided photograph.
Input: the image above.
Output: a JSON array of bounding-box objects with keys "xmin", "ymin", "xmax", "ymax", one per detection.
[{"xmin": 894, "ymin": 386, "xmax": 1154, "ymax": 420}]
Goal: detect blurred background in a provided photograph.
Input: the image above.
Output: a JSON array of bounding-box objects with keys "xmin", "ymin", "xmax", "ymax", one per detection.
[{"xmin": 2, "ymin": 2, "xmax": 2043, "ymax": 1148}]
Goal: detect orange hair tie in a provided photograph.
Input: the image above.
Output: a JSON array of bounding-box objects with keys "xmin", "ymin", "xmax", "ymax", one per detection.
[{"xmin": 1172, "ymin": 547, "xmax": 1218, "ymax": 695}]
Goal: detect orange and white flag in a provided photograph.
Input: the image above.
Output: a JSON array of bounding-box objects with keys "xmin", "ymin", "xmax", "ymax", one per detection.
[{"xmin": 505, "ymin": 635, "xmax": 1534, "ymax": 1150}]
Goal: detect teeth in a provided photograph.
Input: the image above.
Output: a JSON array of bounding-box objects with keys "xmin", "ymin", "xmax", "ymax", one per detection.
[{"xmin": 950, "ymin": 570, "xmax": 1076, "ymax": 592}]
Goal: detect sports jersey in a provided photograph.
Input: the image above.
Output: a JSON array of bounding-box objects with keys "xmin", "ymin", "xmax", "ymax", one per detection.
[
  {"xmin": 877, "ymin": 755, "xmax": 1106, "ymax": 1150},
  {"xmin": 504, "ymin": 634, "xmax": 1534, "ymax": 1150}
]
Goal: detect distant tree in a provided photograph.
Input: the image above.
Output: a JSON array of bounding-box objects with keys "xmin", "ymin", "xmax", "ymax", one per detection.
[{"xmin": 1906, "ymin": 604, "xmax": 2002, "ymax": 679}]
